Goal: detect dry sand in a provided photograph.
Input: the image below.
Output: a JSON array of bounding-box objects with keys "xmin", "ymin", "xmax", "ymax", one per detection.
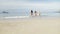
[{"xmin": 0, "ymin": 18, "xmax": 60, "ymax": 34}]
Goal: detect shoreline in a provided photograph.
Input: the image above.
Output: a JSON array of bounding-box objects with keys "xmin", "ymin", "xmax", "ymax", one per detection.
[{"xmin": 0, "ymin": 16, "xmax": 60, "ymax": 20}]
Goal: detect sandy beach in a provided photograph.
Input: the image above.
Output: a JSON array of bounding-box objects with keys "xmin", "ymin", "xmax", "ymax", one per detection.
[{"xmin": 0, "ymin": 17, "xmax": 60, "ymax": 34}]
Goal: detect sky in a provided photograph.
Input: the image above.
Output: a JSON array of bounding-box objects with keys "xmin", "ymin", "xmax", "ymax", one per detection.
[{"xmin": 0, "ymin": 0, "xmax": 60, "ymax": 12}]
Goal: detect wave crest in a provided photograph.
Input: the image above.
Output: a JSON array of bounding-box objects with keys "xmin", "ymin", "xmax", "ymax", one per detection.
[{"xmin": 4, "ymin": 16, "xmax": 29, "ymax": 19}]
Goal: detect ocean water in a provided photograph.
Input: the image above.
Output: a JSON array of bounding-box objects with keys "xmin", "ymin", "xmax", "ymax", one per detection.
[{"xmin": 0, "ymin": 9, "xmax": 60, "ymax": 19}]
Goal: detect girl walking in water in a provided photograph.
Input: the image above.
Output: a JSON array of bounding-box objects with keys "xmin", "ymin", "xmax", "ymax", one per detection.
[
  {"xmin": 34, "ymin": 11, "xmax": 37, "ymax": 16},
  {"xmin": 31, "ymin": 10, "xmax": 33, "ymax": 16}
]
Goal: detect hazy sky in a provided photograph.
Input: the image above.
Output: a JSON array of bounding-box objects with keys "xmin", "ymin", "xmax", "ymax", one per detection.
[{"xmin": 0, "ymin": 0, "xmax": 60, "ymax": 11}]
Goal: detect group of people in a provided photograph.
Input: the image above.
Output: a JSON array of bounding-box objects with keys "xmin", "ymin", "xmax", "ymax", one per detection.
[{"xmin": 31, "ymin": 10, "xmax": 40, "ymax": 16}]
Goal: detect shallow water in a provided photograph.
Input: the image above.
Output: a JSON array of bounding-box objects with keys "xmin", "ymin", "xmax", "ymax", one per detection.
[{"xmin": 0, "ymin": 9, "xmax": 60, "ymax": 19}]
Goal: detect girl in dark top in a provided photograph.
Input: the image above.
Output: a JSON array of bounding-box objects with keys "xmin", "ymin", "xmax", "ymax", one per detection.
[{"xmin": 31, "ymin": 10, "xmax": 33, "ymax": 16}]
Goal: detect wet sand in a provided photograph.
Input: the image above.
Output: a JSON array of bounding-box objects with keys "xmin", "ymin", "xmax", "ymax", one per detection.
[{"xmin": 0, "ymin": 17, "xmax": 60, "ymax": 34}]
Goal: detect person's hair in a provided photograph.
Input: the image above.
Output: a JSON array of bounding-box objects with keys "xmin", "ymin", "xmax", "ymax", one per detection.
[
  {"xmin": 35, "ymin": 11, "xmax": 37, "ymax": 13},
  {"xmin": 31, "ymin": 10, "xmax": 33, "ymax": 13}
]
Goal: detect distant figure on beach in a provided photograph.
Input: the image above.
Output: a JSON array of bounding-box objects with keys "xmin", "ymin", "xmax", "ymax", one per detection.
[
  {"xmin": 34, "ymin": 11, "xmax": 37, "ymax": 16},
  {"xmin": 31, "ymin": 10, "xmax": 33, "ymax": 16}
]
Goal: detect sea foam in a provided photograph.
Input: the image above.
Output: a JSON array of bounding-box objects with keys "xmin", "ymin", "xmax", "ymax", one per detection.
[{"xmin": 4, "ymin": 16, "xmax": 30, "ymax": 19}]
